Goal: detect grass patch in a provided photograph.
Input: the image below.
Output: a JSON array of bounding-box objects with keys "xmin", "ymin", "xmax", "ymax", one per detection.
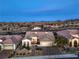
[{"xmin": 65, "ymin": 50, "xmax": 77, "ymax": 54}]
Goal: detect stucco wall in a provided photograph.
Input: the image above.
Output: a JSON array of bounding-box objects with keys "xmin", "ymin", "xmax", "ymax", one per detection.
[
  {"xmin": 0, "ymin": 44, "xmax": 3, "ymax": 51},
  {"xmin": 69, "ymin": 38, "xmax": 79, "ymax": 47},
  {"xmin": 38, "ymin": 41, "xmax": 53, "ymax": 47},
  {"xmin": 3, "ymin": 44, "xmax": 15, "ymax": 50},
  {"xmin": 22, "ymin": 39, "xmax": 32, "ymax": 46}
]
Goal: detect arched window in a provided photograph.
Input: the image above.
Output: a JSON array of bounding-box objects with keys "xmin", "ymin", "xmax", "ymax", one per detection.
[
  {"xmin": 74, "ymin": 40, "xmax": 77, "ymax": 47},
  {"xmin": 69, "ymin": 42, "xmax": 72, "ymax": 47}
]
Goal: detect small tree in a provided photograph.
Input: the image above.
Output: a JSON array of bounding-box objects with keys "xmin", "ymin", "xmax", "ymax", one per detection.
[{"xmin": 55, "ymin": 35, "xmax": 68, "ymax": 47}]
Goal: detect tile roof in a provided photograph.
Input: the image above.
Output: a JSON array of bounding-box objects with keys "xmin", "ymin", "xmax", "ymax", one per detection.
[
  {"xmin": 67, "ymin": 29, "xmax": 79, "ymax": 34},
  {"xmin": 57, "ymin": 29, "xmax": 79, "ymax": 39},
  {"xmin": 57, "ymin": 30, "xmax": 71, "ymax": 39},
  {"xmin": 25, "ymin": 31, "xmax": 55, "ymax": 41},
  {"xmin": 0, "ymin": 35, "xmax": 22, "ymax": 44},
  {"xmin": 3, "ymin": 38, "xmax": 13, "ymax": 44}
]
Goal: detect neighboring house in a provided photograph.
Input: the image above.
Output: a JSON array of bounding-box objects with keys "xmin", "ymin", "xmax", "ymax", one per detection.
[
  {"xmin": 22, "ymin": 31, "xmax": 55, "ymax": 47},
  {"xmin": 0, "ymin": 35, "xmax": 22, "ymax": 51},
  {"xmin": 57, "ymin": 29, "xmax": 79, "ymax": 47},
  {"xmin": 0, "ymin": 39, "xmax": 3, "ymax": 51},
  {"xmin": 3, "ymin": 38, "xmax": 15, "ymax": 50},
  {"xmin": 69, "ymin": 34, "xmax": 79, "ymax": 47},
  {"xmin": 44, "ymin": 22, "xmax": 64, "ymax": 28},
  {"xmin": 32, "ymin": 27, "xmax": 41, "ymax": 30},
  {"xmin": 64, "ymin": 20, "xmax": 79, "ymax": 26},
  {"xmin": 51, "ymin": 22, "xmax": 64, "ymax": 28}
]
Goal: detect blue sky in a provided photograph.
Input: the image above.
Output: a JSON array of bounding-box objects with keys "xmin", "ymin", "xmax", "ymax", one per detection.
[{"xmin": 0, "ymin": 0, "xmax": 79, "ymax": 22}]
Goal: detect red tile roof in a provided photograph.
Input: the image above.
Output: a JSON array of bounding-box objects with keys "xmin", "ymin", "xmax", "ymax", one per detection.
[{"xmin": 3, "ymin": 38, "xmax": 13, "ymax": 44}]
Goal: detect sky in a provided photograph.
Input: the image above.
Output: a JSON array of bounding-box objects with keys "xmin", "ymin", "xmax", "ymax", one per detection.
[{"xmin": 0, "ymin": 0, "xmax": 79, "ymax": 22}]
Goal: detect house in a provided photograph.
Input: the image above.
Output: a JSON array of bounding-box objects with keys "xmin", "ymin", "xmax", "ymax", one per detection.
[
  {"xmin": 44, "ymin": 22, "xmax": 64, "ymax": 28},
  {"xmin": 69, "ymin": 34, "xmax": 79, "ymax": 47},
  {"xmin": 22, "ymin": 31, "xmax": 55, "ymax": 47},
  {"xmin": 64, "ymin": 20, "xmax": 79, "ymax": 26},
  {"xmin": 32, "ymin": 27, "xmax": 41, "ymax": 30},
  {"xmin": 57, "ymin": 29, "xmax": 79, "ymax": 47},
  {"xmin": 0, "ymin": 39, "xmax": 3, "ymax": 51},
  {"xmin": 0, "ymin": 35, "xmax": 22, "ymax": 51}
]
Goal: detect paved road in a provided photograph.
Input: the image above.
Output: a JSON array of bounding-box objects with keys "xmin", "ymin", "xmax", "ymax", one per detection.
[
  {"xmin": 0, "ymin": 50, "xmax": 9, "ymax": 59},
  {"xmin": 12, "ymin": 54, "xmax": 78, "ymax": 59}
]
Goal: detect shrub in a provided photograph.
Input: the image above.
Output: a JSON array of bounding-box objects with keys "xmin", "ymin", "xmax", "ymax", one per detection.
[{"xmin": 36, "ymin": 47, "xmax": 42, "ymax": 50}]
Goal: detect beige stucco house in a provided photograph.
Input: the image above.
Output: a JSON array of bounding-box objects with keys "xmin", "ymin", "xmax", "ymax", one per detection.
[
  {"xmin": 0, "ymin": 35, "xmax": 22, "ymax": 51},
  {"xmin": 22, "ymin": 31, "xmax": 55, "ymax": 47},
  {"xmin": 69, "ymin": 34, "xmax": 79, "ymax": 47},
  {"xmin": 57, "ymin": 29, "xmax": 79, "ymax": 47}
]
